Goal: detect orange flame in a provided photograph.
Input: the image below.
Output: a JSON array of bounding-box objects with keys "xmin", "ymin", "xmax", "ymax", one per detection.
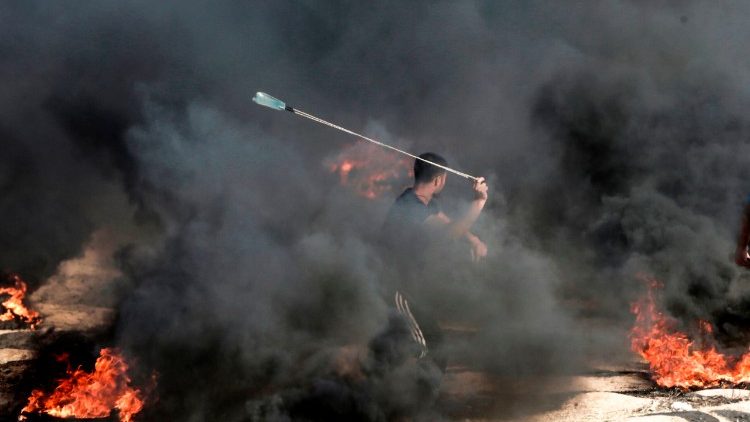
[
  {"xmin": 20, "ymin": 348, "xmax": 149, "ymax": 422},
  {"xmin": 0, "ymin": 274, "xmax": 41, "ymax": 329},
  {"xmin": 630, "ymin": 276, "xmax": 750, "ymax": 388},
  {"xmin": 326, "ymin": 142, "xmax": 412, "ymax": 199}
]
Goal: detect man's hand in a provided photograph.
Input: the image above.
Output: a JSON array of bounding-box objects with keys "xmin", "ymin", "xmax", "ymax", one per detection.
[
  {"xmin": 473, "ymin": 177, "xmax": 488, "ymax": 202},
  {"xmin": 469, "ymin": 237, "xmax": 487, "ymax": 262},
  {"xmin": 466, "ymin": 232, "xmax": 487, "ymax": 262},
  {"xmin": 736, "ymin": 248, "xmax": 750, "ymax": 268},
  {"xmin": 735, "ymin": 204, "xmax": 750, "ymax": 269}
]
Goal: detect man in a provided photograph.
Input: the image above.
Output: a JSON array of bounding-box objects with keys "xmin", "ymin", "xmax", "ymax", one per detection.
[
  {"xmin": 383, "ymin": 152, "xmax": 488, "ymax": 260},
  {"xmin": 736, "ymin": 196, "xmax": 750, "ymax": 267},
  {"xmin": 381, "ymin": 152, "xmax": 488, "ymax": 364}
]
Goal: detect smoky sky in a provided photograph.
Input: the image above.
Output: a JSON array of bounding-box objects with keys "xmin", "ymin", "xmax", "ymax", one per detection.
[{"xmin": 5, "ymin": 0, "xmax": 750, "ymax": 420}]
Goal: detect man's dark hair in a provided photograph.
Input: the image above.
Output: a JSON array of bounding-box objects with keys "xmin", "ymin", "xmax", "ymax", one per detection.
[{"xmin": 414, "ymin": 152, "xmax": 448, "ymax": 184}]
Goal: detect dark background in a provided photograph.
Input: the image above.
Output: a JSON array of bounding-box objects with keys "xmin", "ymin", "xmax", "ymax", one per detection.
[{"xmin": 3, "ymin": 1, "xmax": 750, "ymax": 420}]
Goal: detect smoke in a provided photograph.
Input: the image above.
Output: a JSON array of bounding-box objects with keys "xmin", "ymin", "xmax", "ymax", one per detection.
[{"xmin": 6, "ymin": 0, "xmax": 750, "ymax": 419}]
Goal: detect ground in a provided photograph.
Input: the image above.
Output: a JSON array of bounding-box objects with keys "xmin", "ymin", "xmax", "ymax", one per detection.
[
  {"xmin": 441, "ymin": 362, "xmax": 750, "ymax": 421},
  {"xmin": 2, "ymin": 236, "xmax": 750, "ymax": 421}
]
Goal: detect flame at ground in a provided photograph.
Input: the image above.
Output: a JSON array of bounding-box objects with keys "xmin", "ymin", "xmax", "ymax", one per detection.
[
  {"xmin": 326, "ymin": 142, "xmax": 412, "ymax": 199},
  {"xmin": 0, "ymin": 274, "xmax": 41, "ymax": 329},
  {"xmin": 20, "ymin": 348, "xmax": 149, "ymax": 422},
  {"xmin": 630, "ymin": 276, "xmax": 750, "ymax": 388}
]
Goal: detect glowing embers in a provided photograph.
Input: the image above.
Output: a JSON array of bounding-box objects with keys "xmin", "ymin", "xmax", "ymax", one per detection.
[
  {"xmin": 20, "ymin": 348, "xmax": 150, "ymax": 422},
  {"xmin": 0, "ymin": 274, "xmax": 41, "ymax": 329},
  {"xmin": 326, "ymin": 142, "xmax": 412, "ymax": 199},
  {"xmin": 630, "ymin": 276, "xmax": 750, "ymax": 389}
]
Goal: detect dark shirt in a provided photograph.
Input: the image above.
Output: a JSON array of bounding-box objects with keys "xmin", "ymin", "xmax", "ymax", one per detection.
[
  {"xmin": 382, "ymin": 188, "xmax": 441, "ymax": 235},
  {"xmin": 381, "ymin": 188, "xmax": 442, "ymax": 294},
  {"xmin": 382, "ymin": 187, "xmax": 443, "ymax": 255}
]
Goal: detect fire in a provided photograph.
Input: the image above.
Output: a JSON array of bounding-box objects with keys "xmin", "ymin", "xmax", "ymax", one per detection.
[
  {"xmin": 20, "ymin": 348, "xmax": 149, "ymax": 422},
  {"xmin": 630, "ymin": 276, "xmax": 750, "ymax": 388},
  {"xmin": 0, "ymin": 274, "xmax": 41, "ymax": 328},
  {"xmin": 326, "ymin": 142, "xmax": 411, "ymax": 199}
]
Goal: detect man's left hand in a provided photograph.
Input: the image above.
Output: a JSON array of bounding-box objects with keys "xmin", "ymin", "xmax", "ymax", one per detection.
[{"xmin": 469, "ymin": 236, "xmax": 488, "ymax": 262}]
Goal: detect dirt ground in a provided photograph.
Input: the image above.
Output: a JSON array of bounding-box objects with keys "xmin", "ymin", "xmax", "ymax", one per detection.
[
  {"xmin": 440, "ymin": 363, "xmax": 750, "ymax": 421},
  {"xmin": 2, "ymin": 234, "xmax": 750, "ymax": 421}
]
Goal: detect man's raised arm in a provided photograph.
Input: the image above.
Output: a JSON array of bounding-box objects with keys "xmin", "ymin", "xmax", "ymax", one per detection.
[
  {"xmin": 425, "ymin": 177, "xmax": 488, "ymax": 237},
  {"xmin": 447, "ymin": 177, "xmax": 488, "ymax": 239}
]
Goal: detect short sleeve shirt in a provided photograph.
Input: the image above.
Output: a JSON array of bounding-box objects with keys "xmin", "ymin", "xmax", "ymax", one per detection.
[{"xmin": 382, "ymin": 188, "xmax": 441, "ymax": 239}]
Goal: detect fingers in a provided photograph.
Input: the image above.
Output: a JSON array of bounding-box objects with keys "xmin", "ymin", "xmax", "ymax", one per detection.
[
  {"xmin": 470, "ymin": 240, "xmax": 488, "ymax": 263},
  {"xmin": 478, "ymin": 243, "xmax": 487, "ymax": 258},
  {"xmin": 473, "ymin": 177, "xmax": 489, "ymax": 200}
]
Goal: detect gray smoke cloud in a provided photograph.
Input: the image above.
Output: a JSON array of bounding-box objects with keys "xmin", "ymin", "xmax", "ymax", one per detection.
[{"xmin": 5, "ymin": 0, "xmax": 750, "ymax": 420}]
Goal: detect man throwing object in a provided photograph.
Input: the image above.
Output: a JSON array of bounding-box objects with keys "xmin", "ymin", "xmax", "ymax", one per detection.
[{"xmin": 381, "ymin": 152, "xmax": 488, "ymax": 364}]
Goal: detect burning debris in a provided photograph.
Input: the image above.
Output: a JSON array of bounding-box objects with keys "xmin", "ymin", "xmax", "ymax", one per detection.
[
  {"xmin": 19, "ymin": 348, "xmax": 152, "ymax": 422},
  {"xmin": 631, "ymin": 276, "xmax": 750, "ymax": 389},
  {"xmin": 326, "ymin": 142, "xmax": 412, "ymax": 199},
  {"xmin": 1, "ymin": 275, "xmax": 42, "ymax": 329}
]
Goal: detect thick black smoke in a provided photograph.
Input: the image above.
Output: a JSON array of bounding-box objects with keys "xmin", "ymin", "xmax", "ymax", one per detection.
[{"xmin": 5, "ymin": 1, "xmax": 750, "ymax": 420}]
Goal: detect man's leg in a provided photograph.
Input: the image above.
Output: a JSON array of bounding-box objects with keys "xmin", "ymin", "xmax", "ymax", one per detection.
[{"xmin": 394, "ymin": 291, "xmax": 447, "ymax": 371}]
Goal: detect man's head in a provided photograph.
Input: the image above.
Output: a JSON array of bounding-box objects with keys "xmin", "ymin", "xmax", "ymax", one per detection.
[{"xmin": 414, "ymin": 152, "xmax": 448, "ymax": 193}]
